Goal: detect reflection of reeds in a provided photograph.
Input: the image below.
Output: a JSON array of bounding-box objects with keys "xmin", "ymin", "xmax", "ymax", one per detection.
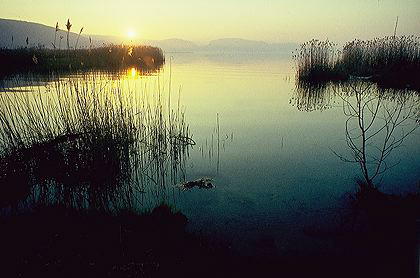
[
  {"xmin": 291, "ymin": 81, "xmax": 339, "ymax": 112},
  {"xmin": 292, "ymin": 79, "xmax": 419, "ymax": 112},
  {"xmin": 0, "ymin": 75, "xmax": 193, "ymax": 212}
]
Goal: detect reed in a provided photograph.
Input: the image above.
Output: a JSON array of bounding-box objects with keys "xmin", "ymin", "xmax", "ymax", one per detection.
[
  {"xmin": 74, "ymin": 27, "xmax": 84, "ymax": 50},
  {"xmin": 66, "ymin": 19, "xmax": 72, "ymax": 50},
  {"xmin": 52, "ymin": 22, "xmax": 59, "ymax": 49}
]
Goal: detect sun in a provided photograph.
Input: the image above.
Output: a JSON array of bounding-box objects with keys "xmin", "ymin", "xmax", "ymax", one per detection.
[{"xmin": 127, "ymin": 29, "xmax": 136, "ymax": 39}]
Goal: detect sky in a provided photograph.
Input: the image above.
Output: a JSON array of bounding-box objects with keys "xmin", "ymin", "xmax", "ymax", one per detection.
[{"xmin": 1, "ymin": 0, "xmax": 419, "ymax": 43}]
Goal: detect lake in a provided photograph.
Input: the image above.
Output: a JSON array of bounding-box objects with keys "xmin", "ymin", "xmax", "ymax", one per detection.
[{"xmin": 1, "ymin": 51, "xmax": 419, "ymax": 257}]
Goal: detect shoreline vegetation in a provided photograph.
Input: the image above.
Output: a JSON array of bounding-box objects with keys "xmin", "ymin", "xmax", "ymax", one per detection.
[
  {"xmin": 1, "ymin": 19, "xmax": 165, "ymax": 78},
  {"xmin": 295, "ymin": 36, "xmax": 420, "ymax": 91},
  {"xmin": 0, "ymin": 75, "xmax": 193, "ymax": 212},
  {"xmin": 0, "ymin": 45, "xmax": 165, "ymax": 78}
]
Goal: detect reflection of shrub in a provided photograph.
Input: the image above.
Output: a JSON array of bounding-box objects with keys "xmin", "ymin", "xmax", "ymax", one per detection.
[{"xmin": 0, "ymin": 45, "xmax": 165, "ymax": 78}]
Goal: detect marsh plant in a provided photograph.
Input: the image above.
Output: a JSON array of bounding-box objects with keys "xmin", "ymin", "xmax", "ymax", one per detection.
[
  {"xmin": 295, "ymin": 36, "xmax": 420, "ymax": 90},
  {"xmin": 0, "ymin": 19, "xmax": 166, "ymax": 78},
  {"xmin": 341, "ymin": 36, "xmax": 420, "ymax": 89},
  {"xmin": 0, "ymin": 45, "xmax": 165, "ymax": 78},
  {"xmin": 294, "ymin": 39, "xmax": 343, "ymax": 83},
  {"xmin": 0, "ymin": 75, "xmax": 194, "ymax": 212}
]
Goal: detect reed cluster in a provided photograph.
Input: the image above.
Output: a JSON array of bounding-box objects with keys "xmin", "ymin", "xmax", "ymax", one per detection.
[
  {"xmin": 0, "ymin": 45, "xmax": 165, "ymax": 78},
  {"xmin": 295, "ymin": 36, "xmax": 420, "ymax": 90},
  {"xmin": 342, "ymin": 36, "xmax": 420, "ymax": 89},
  {"xmin": 294, "ymin": 39, "xmax": 343, "ymax": 82},
  {"xmin": 0, "ymin": 75, "xmax": 192, "ymax": 212}
]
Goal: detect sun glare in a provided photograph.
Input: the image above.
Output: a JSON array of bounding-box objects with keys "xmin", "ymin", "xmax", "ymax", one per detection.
[{"xmin": 127, "ymin": 29, "xmax": 136, "ymax": 39}]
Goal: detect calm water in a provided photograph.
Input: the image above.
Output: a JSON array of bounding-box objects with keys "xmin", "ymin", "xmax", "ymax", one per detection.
[
  {"xmin": 2, "ymin": 51, "xmax": 420, "ymax": 255},
  {"xmin": 162, "ymin": 52, "xmax": 420, "ymax": 255}
]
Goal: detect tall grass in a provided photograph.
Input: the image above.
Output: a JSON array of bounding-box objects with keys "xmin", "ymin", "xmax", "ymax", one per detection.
[
  {"xmin": 0, "ymin": 74, "xmax": 193, "ymax": 212},
  {"xmin": 295, "ymin": 36, "xmax": 420, "ymax": 90},
  {"xmin": 294, "ymin": 39, "xmax": 343, "ymax": 82},
  {"xmin": 0, "ymin": 45, "xmax": 165, "ymax": 78},
  {"xmin": 342, "ymin": 36, "xmax": 420, "ymax": 89}
]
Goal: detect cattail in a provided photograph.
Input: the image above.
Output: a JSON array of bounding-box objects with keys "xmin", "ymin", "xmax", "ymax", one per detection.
[
  {"xmin": 75, "ymin": 27, "xmax": 84, "ymax": 50},
  {"xmin": 53, "ymin": 22, "xmax": 59, "ymax": 49},
  {"xmin": 66, "ymin": 19, "xmax": 72, "ymax": 50}
]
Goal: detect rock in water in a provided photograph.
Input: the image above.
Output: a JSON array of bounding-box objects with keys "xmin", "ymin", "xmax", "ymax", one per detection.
[{"xmin": 178, "ymin": 178, "xmax": 214, "ymax": 190}]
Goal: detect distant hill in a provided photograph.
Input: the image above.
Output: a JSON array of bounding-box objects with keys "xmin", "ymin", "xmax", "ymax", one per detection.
[
  {"xmin": 147, "ymin": 38, "xmax": 297, "ymax": 53},
  {"xmin": 203, "ymin": 38, "xmax": 297, "ymax": 52},
  {"xmin": 88, "ymin": 36, "xmax": 200, "ymax": 52},
  {"xmin": 0, "ymin": 18, "xmax": 297, "ymax": 52},
  {"xmin": 206, "ymin": 38, "xmax": 270, "ymax": 50},
  {"xmin": 145, "ymin": 39, "xmax": 199, "ymax": 52}
]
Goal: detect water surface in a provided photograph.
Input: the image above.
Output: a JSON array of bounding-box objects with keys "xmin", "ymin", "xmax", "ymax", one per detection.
[
  {"xmin": 164, "ymin": 51, "xmax": 420, "ymax": 254},
  {"xmin": 2, "ymin": 51, "xmax": 419, "ymax": 256}
]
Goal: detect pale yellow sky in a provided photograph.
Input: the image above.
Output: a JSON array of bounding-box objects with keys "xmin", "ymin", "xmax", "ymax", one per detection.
[{"xmin": 1, "ymin": 0, "xmax": 419, "ymax": 43}]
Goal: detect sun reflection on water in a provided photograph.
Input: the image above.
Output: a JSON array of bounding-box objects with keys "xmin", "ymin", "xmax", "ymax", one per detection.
[
  {"xmin": 130, "ymin": 67, "xmax": 137, "ymax": 77},
  {"xmin": 124, "ymin": 67, "xmax": 140, "ymax": 79}
]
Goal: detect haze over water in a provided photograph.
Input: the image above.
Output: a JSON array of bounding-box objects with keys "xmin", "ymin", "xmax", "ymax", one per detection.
[{"xmin": 1, "ymin": 0, "xmax": 420, "ymax": 43}]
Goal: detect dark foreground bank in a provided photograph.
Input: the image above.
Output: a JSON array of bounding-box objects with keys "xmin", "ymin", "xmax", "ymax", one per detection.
[{"xmin": 1, "ymin": 186, "xmax": 419, "ymax": 278}]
